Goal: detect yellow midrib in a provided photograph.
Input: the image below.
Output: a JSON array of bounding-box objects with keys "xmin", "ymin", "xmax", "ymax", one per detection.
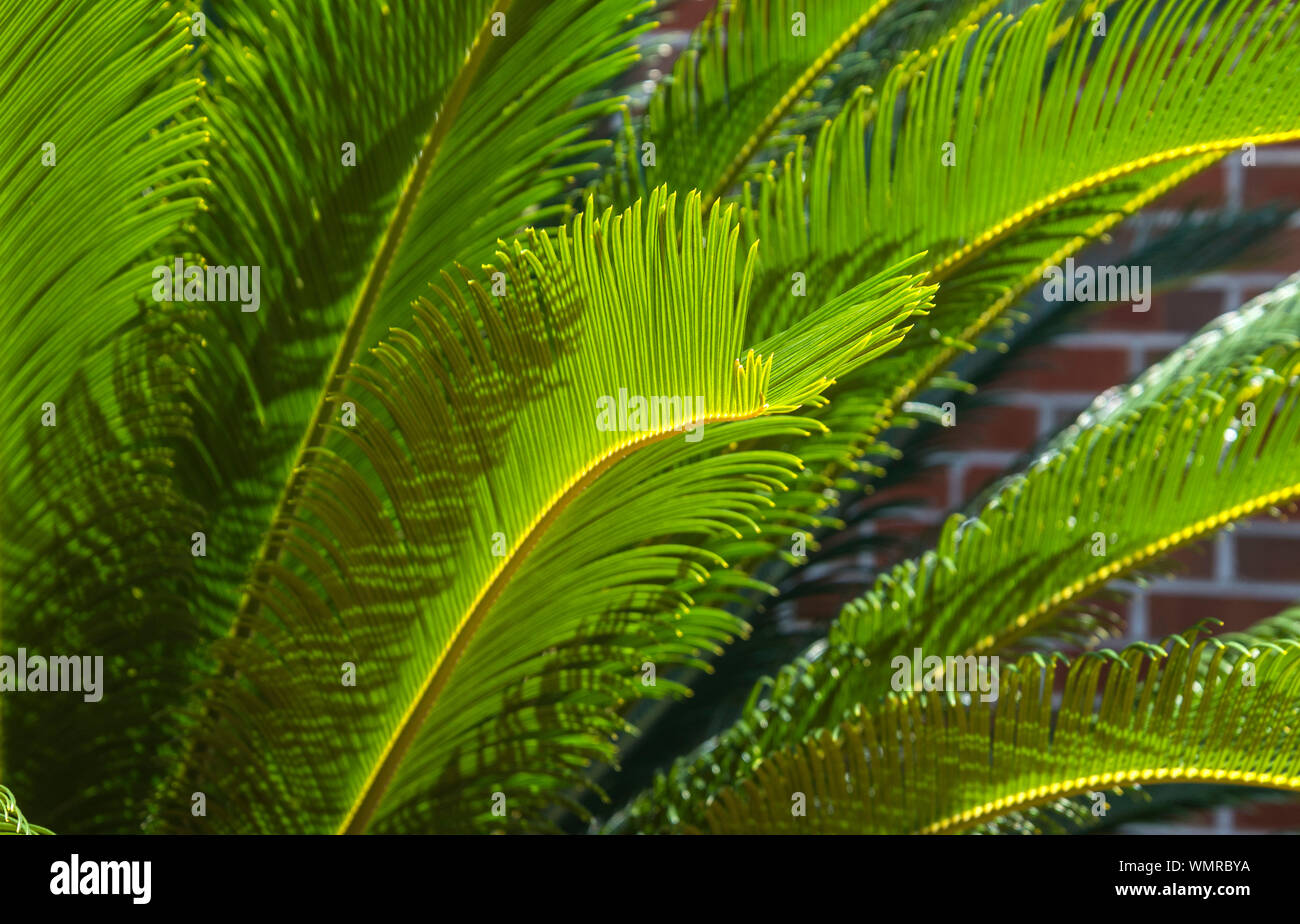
[
  {"xmin": 703, "ymin": 1, "xmax": 893, "ymax": 207},
  {"xmin": 969, "ymin": 481, "xmax": 1300, "ymax": 659},
  {"xmin": 229, "ymin": 0, "xmax": 513, "ymax": 641},
  {"xmin": 337, "ymin": 405, "xmax": 767, "ymax": 834},
  {"xmin": 920, "ymin": 768, "xmax": 1300, "ymax": 834},
  {"xmin": 701, "ymin": 763, "xmax": 1300, "ymax": 834},
  {"xmin": 861, "ymin": 140, "xmax": 1275, "ymax": 453},
  {"xmin": 164, "ymin": 0, "xmax": 512, "ymax": 814},
  {"xmin": 814, "ymin": 147, "xmax": 1227, "ymax": 482}
]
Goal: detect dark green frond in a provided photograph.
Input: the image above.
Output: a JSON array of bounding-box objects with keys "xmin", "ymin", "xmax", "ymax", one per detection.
[
  {"xmin": 156, "ymin": 188, "xmax": 934, "ymax": 834},
  {"xmin": 0, "ymin": 0, "xmax": 206, "ymax": 832},
  {"xmin": 178, "ymin": 0, "xmax": 650, "ymax": 642},
  {"xmin": 696, "ymin": 628, "xmax": 1300, "ymax": 834},
  {"xmin": 605, "ymin": 0, "xmax": 1005, "ymax": 209},
  {"xmin": 621, "ymin": 276, "xmax": 1300, "ymax": 832}
]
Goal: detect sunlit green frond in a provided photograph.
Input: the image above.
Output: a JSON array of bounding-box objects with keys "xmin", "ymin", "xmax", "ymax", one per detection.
[
  {"xmin": 781, "ymin": 0, "xmax": 1035, "ymax": 150},
  {"xmin": 0, "ymin": 785, "xmax": 51, "ymax": 835},
  {"xmin": 694, "ymin": 629, "xmax": 1300, "ymax": 834},
  {"xmin": 0, "ymin": 0, "xmax": 206, "ymax": 832},
  {"xmin": 1219, "ymin": 608, "xmax": 1300, "ymax": 654},
  {"xmin": 992, "ymin": 608, "xmax": 1300, "ymax": 833},
  {"xmin": 831, "ymin": 341, "xmax": 1300, "ymax": 704},
  {"xmin": 652, "ymin": 0, "xmax": 1300, "ymax": 668},
  {"xmin": 1054, "ymin": 272, "xmax": 1300, "ymax": 448},
  {"xmin": 741, "ymin": 0, "xmax": 1300, "ymax": 329},
  {"xmin": 738, "ymin": 0, "xmax": 1300, "ymax": 498},
  {"xmin": 602, "ymin": 217, "xmax": 1295, "ymax": 822},
  {"xmin": 621, "ymin": 284, "xmax": 1300, "ymax": 831},
  {"xmin": 177, "ymin": 0, "xmax": 650, "ymax": 644},
  {"xmin": 156, "ymin": 188, "xmax": 935, "ymax": 834},
  {"xmin": 606, "ymin": 0, "xmax": 1004, "ymax": 209}
]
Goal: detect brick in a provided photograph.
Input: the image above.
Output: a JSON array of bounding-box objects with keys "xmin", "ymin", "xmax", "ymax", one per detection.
[
  {"xmin": 659, "ymin": 1, "xmax": 711, "ymax": 28},
  {"xmin": 1230, "ymin": 799, "xmax": 1300, "ymax": 831},
  {"xmin": 1150, "ymin": 157, "xmax": 1226, "ymax": 209},
  {"xmin": 1093, "ymin": 299, "xmax": 1166, "ymax": 331},
  {"xmin": 998, "ymin": 346, "xmax": 1131, "ymax": 392},
  {"xmin": 962, "ymin": 464, "xmax": 1009, "ymax": 503},
  {"xmin": 1242, "ymin": 286, "xmax": 1277, "ymax": 303},
  {"xmin": 1242, "ymin": 165, "xmax": 1300, "ymax": 209},
  {"xmin": 1164, "ymin": 542, "xmax": 1217, "ymax": 580},
  {"xmin": 1235, "ymin": 535, "xmax": 1300, "ymax": 583},
  {"xmin": 867, "ymin": 464, "xmax": 951, "ymax": 511},
  {"xmin": 1158, "ymin": 288, "xmax": 1225, "ymax": 332},
  {"xmin": 795, "ymin": 592, "xmax": 855, "ymax": 627},
  {"xmin": 934, "ymin": 403, "xmax": 1039, "ymax": 452},
  {"xmin": 1147, "ymin": 593, "xmax": 1293, "ymax": 638},
  {"xmin": 1144, "ymin": 348, "xmax": 1175, "ymax": 369},
  {"xmin": 1141, "ymin": 347, "xmax": 1172, "ymax": 368}
]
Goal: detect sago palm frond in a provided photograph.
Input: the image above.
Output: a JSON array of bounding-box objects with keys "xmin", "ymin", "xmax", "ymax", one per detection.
[
  {"xmin": 661, "ymin": 0, "xmax": 1298, "ymax": 640},
  {"xmin": 593, "ymin": 210, "xmax": 1292, "ymax": 816},
  {"xmin": 1039, "ymin": 607, "xmax": 1300, "ymax": 831},
  {"xmin": 741, "ymin": 0, "xmax": 1299, "ymax": 489},
  {"xmin": 0, "ymin": 784, "xmax": 50, "ymax": 835},
  {"xmin": 604, "ymin": 0, "xmax": 1300, "ymax": 831},
  {"xmin": 152, "ymin": 0, "xmax": 660, "ymax": 832},
  {"xmin": 694, "ymin": 625, "xmax": 1300, "ymax": 834},
  {"xmin": 180, "ymin": 0, "xmax": 650, "ymax": 645},
  {"xmin": 4, "ymin": 0, "xmax": 1298, "ymax": 841},
  {"xmin": 155, "ymin": 188, "xmax": 935, "ymax": 834},
  {"xmin": 621, "ymin": 277, "xmax": 1300, "ymax": 831},
  {"xmin": 1219, "ymin": 607, "xmax": 1300, "ymax": 655},
  {"xmin": 0, "ymin": 0, "xmax": 206, "ymax": 832},
  {"xmin": 606, "ymin": 0, "xmax": 1002, "ymax": 208}
]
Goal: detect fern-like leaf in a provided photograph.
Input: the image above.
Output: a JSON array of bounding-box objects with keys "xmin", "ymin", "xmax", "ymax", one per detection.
[
  {"xmin": 697, "ymin": 627, "xmax": 1300, "ymax": 834},
  {"xmin": 156, "ymin": 188, "xmax": 935, "ymax": 833}
]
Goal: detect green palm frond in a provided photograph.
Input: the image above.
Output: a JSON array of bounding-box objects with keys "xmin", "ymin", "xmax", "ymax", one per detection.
[
  {"xmin": 637, "ymin": 0, "xmax": 1300, "ymax": 682},
  {"xmin": 606, "ymin": 0, "xmax": 1002, "ymax": 209},
  {"xmin": 695, "ymin": 627, "xmax": 1300, "ymax": 834},
  {"xmin": 0, "ymin": 0, "xmax": 206, "ymax": 832},
  {"xmin": 621, "ymin": 277, "xmax": 1300, "ymax": 832},
  {"xmin": 1053, "ymin": 273, "xmax": 1300, "ymax": 448},
  {"xmin": 5, "ymin": 0, "xmax": 1299, "ymax": 840},
  {"xmin": 155, "ymin": 188, "xmax": 935, "ymax": 834},
  {"xmin": 1003, "ymin": 609, "xmax": 1300, "ymax": 833},
  {"xmin": 825, "ymin": 286, "xmax": 1300, "ymax": 716},
  {"xmin": 591, "ymin": 207, "xmax": 1292, "ymax": 818},
  {"xmin": 741, "ymin": 0, "xmax": 1300, "ymax": 324},
  {"xmin": 782, "ymin": 0, "xmax": 1037, "ymax": 149},
  {"xmin": 179, "ymin": 0, "xmax": 650, "ymax": 642},
  {"xmin": 604, "ymin": 1, "xmax": 1300, "ymax": 827},
  {"xmin": 0, "ymin": 785, "xmax": 51, "ymax": 835},
  {"xmin": 740, "ymin": 0, "xmax": 1300, "ymax": 479},
  {"xmin": 1219, "ymin": 607, "xmax": 1300, "ymax": 654},
  {"xmin": 660, "ymin": 0, "xmax": 1298, "ymax": 627}
]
